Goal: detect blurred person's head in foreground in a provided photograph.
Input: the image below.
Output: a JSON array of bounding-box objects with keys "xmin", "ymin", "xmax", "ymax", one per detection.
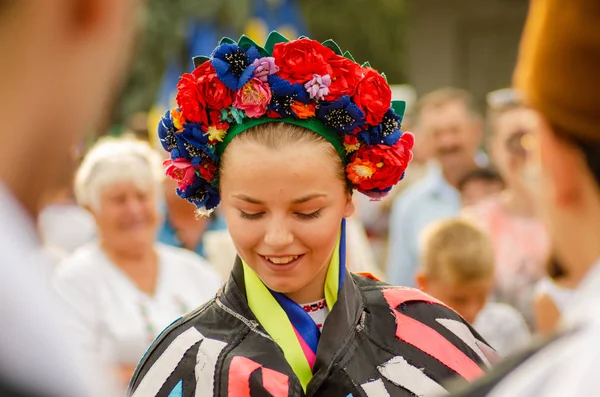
[
  {"xmin": 417, "ymin": 218, "xmax": 495, "ymax": 324},
  {"xmin": 487, "ymin": 89, "xmax": 539, "ymax": 200},
  {"xmin": 514, "ymin": 0, "xmax": 600, "ymax": 285},
  {"xmin": 458, "ymin": 167, "xmax": 504, "ymax": 208},
  {"xmin": 0, "ymin": 0, "xmax": 141, "ymax": 218},
  {"xmin": 415, "ymin": 88, "xmax": 482, "ymax": 186},
  {"xmin": 75, "ymin": 137, "xmax": 162, "ymax": 257}
]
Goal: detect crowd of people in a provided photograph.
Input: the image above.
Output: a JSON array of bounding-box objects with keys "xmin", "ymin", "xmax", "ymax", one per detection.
[{"xmin": 1, "ymin": 0, "xmax": 600, "ymax": 396}]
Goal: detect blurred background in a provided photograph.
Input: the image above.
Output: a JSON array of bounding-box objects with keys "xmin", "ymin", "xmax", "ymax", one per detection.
[{"xmin": 109, "ymin": 0, "xmax": 526, "ymax": 137}]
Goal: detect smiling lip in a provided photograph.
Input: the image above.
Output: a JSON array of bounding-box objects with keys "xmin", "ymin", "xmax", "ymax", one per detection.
[{"xmin": 260, "ymin": 254, "xmax": 305, "ymax": 272}]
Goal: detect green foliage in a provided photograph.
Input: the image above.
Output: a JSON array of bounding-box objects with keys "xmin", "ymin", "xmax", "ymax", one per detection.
[
  {"xmin": 300, "ymin": 0, "xmax": 407, "ymax": 83},
  {"xmin": 114, "ymin": 0, "xmax": 251, "ymax": 124}
]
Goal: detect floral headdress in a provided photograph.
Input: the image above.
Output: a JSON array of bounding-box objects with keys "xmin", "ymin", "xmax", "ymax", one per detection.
[{"xmin": 158, "ymin": 31, "xmax": 414, "ymax": 215}]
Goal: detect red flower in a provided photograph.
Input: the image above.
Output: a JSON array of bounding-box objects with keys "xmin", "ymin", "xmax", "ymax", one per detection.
[
  {"xmin": 346, "ymin": 132, "xmax": 414, "ymax": 193},
  {"xmin": 175, "ymin": 63, "xmax": 234, "ymax": 125},
  {"xmin": 352, "ymin": 67, "xmax": 392, "ymax": 126},
  {"xmin": 272, "ymin": 38, "xmax": 335, "ymax": 84},
  {"xmin": 198, "ymin": 161, "xmax": 217, "ymax": 182},
  {"xmin": 326, "ymin": 55, "xmax": 363, "ymax": 100},
  {"xmin": 176, "ymin": 73, "xmax": 208, "ymax": 124},
  {"xmin": 193, "ymin": 62, "xmax": 234, "ymax": 110}
]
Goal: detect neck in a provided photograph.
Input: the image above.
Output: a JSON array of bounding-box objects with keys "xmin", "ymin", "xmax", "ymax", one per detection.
[
  {"xmin": 101, "ymin": 240, "xmax": 155, "ymax": 264},
  {"xmin": 442, "ymin": 160, "xmax": 478, "ymax": 188},
  {"xmin": 499, "ymin": 189, "xmax": 536, "ymax": 217},
  {"xmin": 285, "ymin": 260, "xmax": 330, "ymax": 304},
  {"xmin": 0, "ymin": 166, "xmax": 40, "ymax": 221}
]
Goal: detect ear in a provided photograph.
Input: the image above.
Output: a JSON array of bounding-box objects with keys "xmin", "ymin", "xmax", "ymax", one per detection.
[
  {"xmin": 343, "ymin": 192, "xmax": 355, "ymax": 218},
  {"xmin": 415, "ymin": 271, "xmax": 428, "ymax": 291},
  {"xmin": 538, "ymin": 118, "xmax": 585, "ymax": 208}
]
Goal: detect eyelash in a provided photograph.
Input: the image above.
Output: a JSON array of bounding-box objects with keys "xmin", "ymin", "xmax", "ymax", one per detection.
[{"xmin": 239, "ymin": 210, "xmax": 323, "ymax": 220}]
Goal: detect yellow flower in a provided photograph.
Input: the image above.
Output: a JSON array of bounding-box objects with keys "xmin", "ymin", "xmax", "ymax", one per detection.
[{"xmin": 206, "ymin": 125, "xmax": 227, "ymax": 142}]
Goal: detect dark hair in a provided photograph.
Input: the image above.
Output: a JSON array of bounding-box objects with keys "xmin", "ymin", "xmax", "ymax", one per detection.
[
  {"xmin": 457, "ymin": 167, "xmax": 504, "ymax": 193},
  {"xmin": 546, "ymin": 254, "xmax": 567, "ymax": 280}
]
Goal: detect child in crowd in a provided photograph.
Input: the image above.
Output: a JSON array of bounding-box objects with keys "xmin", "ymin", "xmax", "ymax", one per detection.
[
  {"xmin": 458, "ymin": 167, "xmax": 505, "ymax": 208},
  {"xmin": 416, "ymin": 218, "xmax": 531, "ymax": 357}
]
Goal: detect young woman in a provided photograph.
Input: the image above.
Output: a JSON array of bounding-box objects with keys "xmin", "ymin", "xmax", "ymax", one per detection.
[{"xmin": 128, "ymin": 32, "xmax": 496, "ymax": 397}]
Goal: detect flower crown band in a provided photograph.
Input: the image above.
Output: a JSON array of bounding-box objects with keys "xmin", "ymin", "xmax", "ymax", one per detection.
[{"xmin": 158, "ymin": 31, "xmax": 414, "ymax": 215}]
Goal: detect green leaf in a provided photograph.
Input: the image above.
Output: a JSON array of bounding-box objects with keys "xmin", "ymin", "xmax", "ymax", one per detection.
[
  {"xmin": 343, "ymin": 51, "xmax": 356, "ymax": 62},
  {"xmin": 391, "ymin": 100, "xmax": 406, "ymax": 119},
  {"xmin": 361, "ymin": 61, "xmax": 371, "ymax": 68},
  {"xmin": 219, "ymin": 36, "xmax": 236, "ymax": 45},
  {"xmin": 238, "ymin": 35, "xmax": 268, "ymax": 57},
  {"xmin": 193, "ymin": 56, "xmax": 210, "ymax": 68},
  {"xmin": 321, "ymin": 39, "xmax": 343, "ymax": 55},
  {"xmin": 381, "ymin": 72, "xmax": 388, "ymax": 81},
  {"xmin": 264, "ymin": 31, "xmax": 289, "ymax": 54}
]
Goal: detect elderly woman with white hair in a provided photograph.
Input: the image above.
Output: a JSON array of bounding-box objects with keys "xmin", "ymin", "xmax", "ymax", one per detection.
[{"xmin": 53, "ymin": 136, "xmax": 222, "ymax": 388}]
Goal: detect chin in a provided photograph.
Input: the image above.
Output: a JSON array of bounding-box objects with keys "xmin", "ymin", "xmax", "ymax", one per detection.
[{"xmin": 258, "ymin": 273, "xmax": 301, "ymax": 294}]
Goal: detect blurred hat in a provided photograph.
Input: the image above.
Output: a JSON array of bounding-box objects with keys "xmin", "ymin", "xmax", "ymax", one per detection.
[{"xmin": 514, "ymin": 0, "xmax": 600, "ymax": 143}]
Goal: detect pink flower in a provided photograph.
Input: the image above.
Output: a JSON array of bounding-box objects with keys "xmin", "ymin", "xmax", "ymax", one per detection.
[
  {"xmin": 304, "ymin": 74, "xmax": 331, "ymax": 100},
  {"xmin": 233, "ymin": 78, "xmax": 272, "ymax": 118},
  {"xmin": 163, "ymin": 158, "xmax": 196, "ymax": 190},
  {"xmin": 252, "ymin": 57, "xmax": 279, "ymax": 83}
]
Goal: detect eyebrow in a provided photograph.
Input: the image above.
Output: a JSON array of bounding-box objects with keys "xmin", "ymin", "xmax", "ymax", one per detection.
[{"xmin": 232, "ymin": 193, "xmax": 326, "ymax": 205}]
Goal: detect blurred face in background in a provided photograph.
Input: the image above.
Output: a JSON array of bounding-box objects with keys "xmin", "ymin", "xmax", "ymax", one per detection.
[
  {"xmin": 491, "ymin": 107, "xmax": 539, "ymax": 192},
  {"xmin": 418, "ymin": 275, "xmax": 493, "ymax": 324},
  {"xmin": 94, "ymin": 180, "xmax": 159, "ymax": 255},
  {"xmin": 460, "ymin": 178, "xmax": 504, "ymax": 208},
  {"xmin": 419, "ymin": 101, "xmax": 480, "ymax": 173}
]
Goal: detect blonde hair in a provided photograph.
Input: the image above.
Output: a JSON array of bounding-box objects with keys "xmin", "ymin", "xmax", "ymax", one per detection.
[
  {"xmin": 419, "ymin": 218, "xmax": 495, "ymax": 284},
  {"xmin": 415, "ymin": 87, "xmax": 478, "ymax": 127},
  {"xmin": 220, "ymin": 122, "xmax": 348, "ymax": 189},
  {"xmin": 74, "ymin": 136, "xmax": 164, "ymax": 211}
]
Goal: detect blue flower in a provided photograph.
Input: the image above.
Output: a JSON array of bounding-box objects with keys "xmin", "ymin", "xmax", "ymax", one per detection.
[
  {"xmin": 268, "ymin": 75, "xmax": 310, "ymax": 118},
  {"xmin": 177, "ymin": 179, "xmax": 221, "ymax": 211},
  {"xmin": 358, "ymin": 108, "xmax": 403, "ymax": 146},
  {"xmin": 211, "ymin": 43, "xmax": 259, "ymax": 91},
  {"xmin": 316, "ymin": 96, "xmax": 365, "ymax": 134},
  {"xmin": 173, "ymin": 123, "xmax": 217, "ymax": 166},
  {"xmin": 157, "ymin": 110, "xmax": 179, "ymax": 153}
]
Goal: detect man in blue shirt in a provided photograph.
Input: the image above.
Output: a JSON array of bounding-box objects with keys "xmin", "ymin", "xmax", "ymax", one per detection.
[{"xmin": 387, "ymin": 88, "xmax": 483, "ymax": 286}]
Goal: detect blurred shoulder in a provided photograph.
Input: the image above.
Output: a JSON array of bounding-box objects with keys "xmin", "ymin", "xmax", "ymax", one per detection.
[{"xmin": 53, "ymin": 242, "xmax": 105, "ymax": 281}]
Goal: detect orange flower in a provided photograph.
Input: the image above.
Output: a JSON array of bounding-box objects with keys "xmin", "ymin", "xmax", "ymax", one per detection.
[
  {"xmin": 346, "ymin": 158, "xmax": 377, "ymax": 184},
  {"xmin": 170, "ymin": 109, "xmax": 185, "ymax": 132},
  {"xmin": 291, "ymin": 101, "xmax": 316, "ymax": 119}
]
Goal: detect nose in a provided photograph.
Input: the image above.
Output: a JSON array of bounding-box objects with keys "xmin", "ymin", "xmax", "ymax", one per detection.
[{"xmin": 263, "ymin": 217, "xmax": 294, "ymax": 249}]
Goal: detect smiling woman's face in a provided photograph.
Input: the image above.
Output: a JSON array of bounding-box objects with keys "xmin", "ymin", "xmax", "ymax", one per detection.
[{"xmin": 220, "ymin": 127, "xmax": 354, "ymax": 303}]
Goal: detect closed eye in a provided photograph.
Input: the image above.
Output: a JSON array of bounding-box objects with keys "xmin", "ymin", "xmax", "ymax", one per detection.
[
  {"xmin": 240, "ymin": 211, "xmax": 264, "ymax": 220},
  {"xmin": 296, "ymin": 210, "xmax": 322, "ymax": 220}
]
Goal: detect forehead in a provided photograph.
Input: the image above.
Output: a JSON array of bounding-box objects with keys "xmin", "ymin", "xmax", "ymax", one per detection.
[
  {"xmin": 419, "ymin": 101, "xmax": 471, "ymax": 131},
  {"xmin": 220, "ymin": 140, "xmax": 343, "ymax": 200},
  {"xmin": 494, "ymin": 107, "xmax": 539, "ymax": 139}
]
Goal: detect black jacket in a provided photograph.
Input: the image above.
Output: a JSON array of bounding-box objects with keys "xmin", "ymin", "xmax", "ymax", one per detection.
[{"xmin": 128, "ymin": 260, "xmax": 495, "ymax": 396}]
